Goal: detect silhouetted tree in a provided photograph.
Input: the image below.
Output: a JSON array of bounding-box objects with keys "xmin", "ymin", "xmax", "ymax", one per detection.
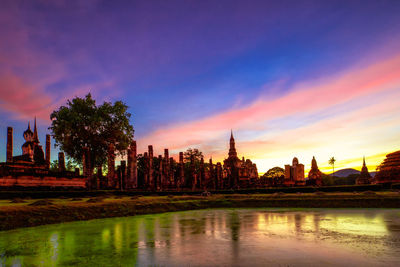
[
  {"xmin": 262, "ymin": 167, "xmax": 284, "ymax": 179},
  {"xmin": 49, "ymin": 93, "xmax": 134, "ymax": 173},
  {"xmin": 183, "ymin": 148, "xmax": 203, "ymax": 163},
  {"xmin": 329, "ymin": 157, "xmax": 336, "ymax": 176}
]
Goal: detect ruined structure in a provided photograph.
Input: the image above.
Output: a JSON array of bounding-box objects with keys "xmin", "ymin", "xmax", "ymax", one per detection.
[
  {"xmin": 2, "ymin": 124, "xmax": 264, "ymax": 191},
  {"xmin": 374, "ymin": 150, "xmax": 400, "ymax": 184},
  {"xmin": 0, "ymin": 122, "xmax": 86, "ymax": 188},
  {"xmin": 284, "ymin": 157, "xmax": 305, "ymax": 186},
  {"xmin": 307, "ymin": 156, "xmax": 322, "ymax": 186},
  {"xmin": 223, "ymin": 131, "xmax": 258, "ymax": 188},
  {"xmin": 356, "ymin": 157, "xmax": 372, "ymax": 185},
  {"xmin": 127, "ymin": 141, "xmax": 137, "ymax": 189}
]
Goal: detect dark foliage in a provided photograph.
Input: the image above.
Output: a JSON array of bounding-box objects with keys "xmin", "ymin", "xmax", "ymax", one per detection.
[{"xmin": 49, "ymin": 93, "xmax": 134, "ymax": 169}]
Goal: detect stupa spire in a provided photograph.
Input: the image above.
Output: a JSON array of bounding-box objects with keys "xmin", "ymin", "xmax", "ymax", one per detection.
[
  {"xmin": 33, "ymin": 117, "xmax": 39, "ymax": 143},
  {"xmin": 228, "ymin": 130, "xmax": 237, "ymax": 158}
]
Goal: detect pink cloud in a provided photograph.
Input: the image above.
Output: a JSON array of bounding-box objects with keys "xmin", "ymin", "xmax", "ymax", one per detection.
[
  {"xmin": 0, "ymin": 74, "xmax": 54, "ymax": 120},
  {"xmin": 138, "ymin": 53, "xmax": 400, "ymax": 156}
]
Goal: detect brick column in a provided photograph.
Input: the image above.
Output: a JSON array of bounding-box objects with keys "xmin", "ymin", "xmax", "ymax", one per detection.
[
  {"xmin": 164, "ymin": 149, "xmax": 169, "ymax": 186},
  {"xmin": 121, "ymin": 160, "xmax": 126, "ymax": 190},
  {"xmin": 143, "ymin": 152, "xmax": 149, "ymax": 187},
  {"xmin": 45, "ymin": 134, "xmax": 51, "ymax": 168},
  {"xmin": 107, "ymin": 143, "xmax": 115, "ymax": 188},
  {"xmin": 148, "ymin": 145, "xmax": 154, "ymax": 190},
  {"xmin": 216, "ymin": 163, "xmax": 222, "ymax": 190},
  {"xmin": 97, "ymin": 165, "xmax": 103, "ymax": 189},
  {"xmin": 127, "ymin": 140, "xmax": 137, "ymax": 189},
  {"xmin": 158, "ymin": 155, "xmax": 163, "ymax": 191},
  {"xmin": 209, "ymin": 158, "xmax": 215, "ymax": 190},
  {"xmin": 58, "ymin": 152, "xmax": 66, "ymax": 172},
  {"xmin": 169, "ymin": 157, "xmax": 174, "ymax": 187},
  {"xmin": 6, "ymin": 127, "xmax": 13, "ymax": 162},
  {"xmin": 178, "ymin": 152, "xmax": 184, "ymax": 189},
  {"xmin": 190, "ymin": 154, "xmax": 196, "ymax": 191},
  {"xmin": 82, "ymin": 147, "xmax": 92, "ymax": 189},
  {"xmin": 200, "ymin": 157, "xmax": 205, "ymax": 190}
]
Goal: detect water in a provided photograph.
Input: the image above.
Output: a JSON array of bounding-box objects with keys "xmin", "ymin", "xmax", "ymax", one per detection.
[{"xmin": 1, "ymin": 208, "xmax": 400, "ymax": 266}]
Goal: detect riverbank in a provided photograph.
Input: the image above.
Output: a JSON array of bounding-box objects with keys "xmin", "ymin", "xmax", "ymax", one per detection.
[{"xmin": 1, "ymin": 192, "xmax": 400, "ymax": 231}]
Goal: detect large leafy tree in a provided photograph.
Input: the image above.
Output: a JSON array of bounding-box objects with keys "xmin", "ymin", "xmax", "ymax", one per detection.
[
  {"xmin": 261, "ymin": 167, "xmax": 284, "ymax": 179},
  {"xmin": 49, "ymin": 93, "xmax": 134, "ymax": 171}
]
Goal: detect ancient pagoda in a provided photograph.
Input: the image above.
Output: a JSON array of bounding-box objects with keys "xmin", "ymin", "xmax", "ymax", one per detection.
[
  {"xmin": 356, "ymin": 157, "xmax": 372, "ymax": 185},
  {"xmin": 307, "ymin": 156, "xmax": 322, "ymax": 186},
  {"xmin": 374, "ymin": 150, "xmax": 400, "ymax": 184}
]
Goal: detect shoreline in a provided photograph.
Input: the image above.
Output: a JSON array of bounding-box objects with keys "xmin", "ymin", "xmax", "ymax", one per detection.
[{"xmin": 1, "ymin": 192, "xmax": 400, "ymax": 231}]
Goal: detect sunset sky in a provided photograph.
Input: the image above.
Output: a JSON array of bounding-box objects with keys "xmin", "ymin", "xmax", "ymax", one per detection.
[{"xmin": 1, "ymin": 0, "xmax": 400, "ymax": 174}]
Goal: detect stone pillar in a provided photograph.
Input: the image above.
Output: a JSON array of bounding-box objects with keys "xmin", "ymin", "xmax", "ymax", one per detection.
[
  {"xmin": 209, "ymin": 158, "xmax": 215, "ymax": 190},
  {"xmin": 107, "ymin": 143, "xmax": 115, "ymax": 188},
  {"xmin": 158, "ymin": 155, "xmax": 163, "ymax": 191},
  {"xmin": 148, "ymin": 145, "xmax": 154, "ymax": 190},
  {"xmin": 45, "ymin": 134, "xmax": 51, "ymax": 169},
  {"xmin": 116, "ymin": 166, "xmax": 121, "ymax": 190},
  {"xmin": 127, "ymin": 140, "xmax": 137, "ymax": 189},
  {"xmin": 200, "ymin": 157, "xmax": 205, "ymax": 190},
  {"xmin": 82, "ymin": 146, "xmax": 92, "ymax": 189},
  {"xmin": 216, "ymin": 163, "xmax": 222, "ymax": 190},
  {"xmin": 169, "ymin": 157, "xmax": 174, "ymax": 187},
  {"xmin": 58, "ymin": 152, "xmax": 66, "ymax": 172},
  {"xmin": 190, "ymin": 154, "xmax": 196, "ymax": 191},
  {"xmin": 97, "ymin": 165, "xmax": 103, "ymax": 189},
  {"xmin": 164, "ymin": 149, "xmax": 169, "ymax": 186},
  {"xmin": 6, "ymin": 127, "xmax": 13, "ymax": 162},
  {"xmin": 178, "ymin": 152, "xmax": 184, "ymax": 189},
  {"xmin": 121, "ymin": 160, "xmax": 126, "ymax": 190},
  {"xmin": 144, "ymin": 152, "xmax": 149, "ymax": 187}
]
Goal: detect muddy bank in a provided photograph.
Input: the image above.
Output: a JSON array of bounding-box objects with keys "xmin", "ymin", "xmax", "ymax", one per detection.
[{"xmin": 1, "ymin": 193, "xmax": 400, "ymax": 231}]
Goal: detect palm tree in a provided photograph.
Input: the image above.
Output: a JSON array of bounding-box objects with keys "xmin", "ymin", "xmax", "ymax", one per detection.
[{"xmin": 329, "ymin": 157, "xmax": 336, "ymax": 176}]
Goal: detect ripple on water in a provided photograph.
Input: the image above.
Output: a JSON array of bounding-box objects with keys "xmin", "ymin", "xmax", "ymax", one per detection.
[{"xmin": 0, "ymin": 208, "xmax": 399, "ymax": 266}]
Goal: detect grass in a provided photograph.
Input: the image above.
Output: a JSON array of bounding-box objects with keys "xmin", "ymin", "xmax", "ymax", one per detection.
[{"xmin": 1, "ymin": 192, "xmax": 400, "ymax": 231}]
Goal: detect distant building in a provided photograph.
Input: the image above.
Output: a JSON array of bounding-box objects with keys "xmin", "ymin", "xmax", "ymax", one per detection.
[
  {"xmin": 374, "ymin": 151, "xmax": 400, "ymax": 184},
  {"xmin": 223, "ymin": 131, "xmax": 258, "ymax": 188},
  {"xmin": 307, "ymin": 156, "xmax": 322, "ymax": 186},
  {"xmin": 356, "ymin": 157, "xmax": 372, "ymax": 185},
  {"xmin": 284, "ymin": 157, "xmax": 305, "ymax": 186}
]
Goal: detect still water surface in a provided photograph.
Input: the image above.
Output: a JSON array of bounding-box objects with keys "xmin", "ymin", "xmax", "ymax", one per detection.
[{"xmin": 1, "ymin": 208, "xmax": 400, "ymax": 266}]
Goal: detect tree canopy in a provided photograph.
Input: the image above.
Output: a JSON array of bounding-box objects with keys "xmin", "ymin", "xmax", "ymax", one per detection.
[
  {"xmin": 49, "ymin": 93, "xmax": 134, "ymax": 169},
  {"xmin": 183, "ymin": 148, "xmax": 204, "ymax": 163},
  {"xmin": 261, "ymin": 167, "xmax": 284, "ymax": 179}
]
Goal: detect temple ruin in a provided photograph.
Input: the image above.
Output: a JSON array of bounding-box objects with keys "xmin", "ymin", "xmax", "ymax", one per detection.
[
  {"xmin": 284, "ymin": 157, "xmax": 305, "ymax": 186},
  {"xmin": 356, "ymin": 157, "xmax": 372, "ymax": 185},
  {"xmin": 0, "ymin": 121, "xmax": 86, "ymax": 188},
  {"xmin": 374, "ymin": 150, "xmax": 400, "ymax": 184},
  {"xmin": 307, "ymin": 156, "xmax": 322, "ymax": 186}
]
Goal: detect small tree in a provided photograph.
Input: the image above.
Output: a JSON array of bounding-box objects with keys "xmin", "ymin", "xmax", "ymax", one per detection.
[
  {"xmin": 183, "ymin": 148, "xmax": 203, "ymax": 163},
  {"xmin": 329, "ymin": 157, "xmax": 336, "ymax": 176}
]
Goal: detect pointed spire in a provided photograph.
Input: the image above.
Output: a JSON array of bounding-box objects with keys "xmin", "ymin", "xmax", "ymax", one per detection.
[
  {"xmin": 228, "ymin": 129, "xmax": 237, "ymax": 158},
  {"xmin": 33, "ymin": 117, "xmax": 39, "ymax": 143},
  {"xmin": 363, "ymin": 156, "xmax": 366, "ymax": 167},
  {"xmin": 28, "ymin": 122, "xmax": 31, "ymax": 130}
]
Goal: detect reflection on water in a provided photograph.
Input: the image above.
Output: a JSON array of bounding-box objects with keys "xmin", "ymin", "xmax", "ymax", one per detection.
[{"xmin": 1, "ymin": 208, "xmax": 400, "ymax": 266}]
